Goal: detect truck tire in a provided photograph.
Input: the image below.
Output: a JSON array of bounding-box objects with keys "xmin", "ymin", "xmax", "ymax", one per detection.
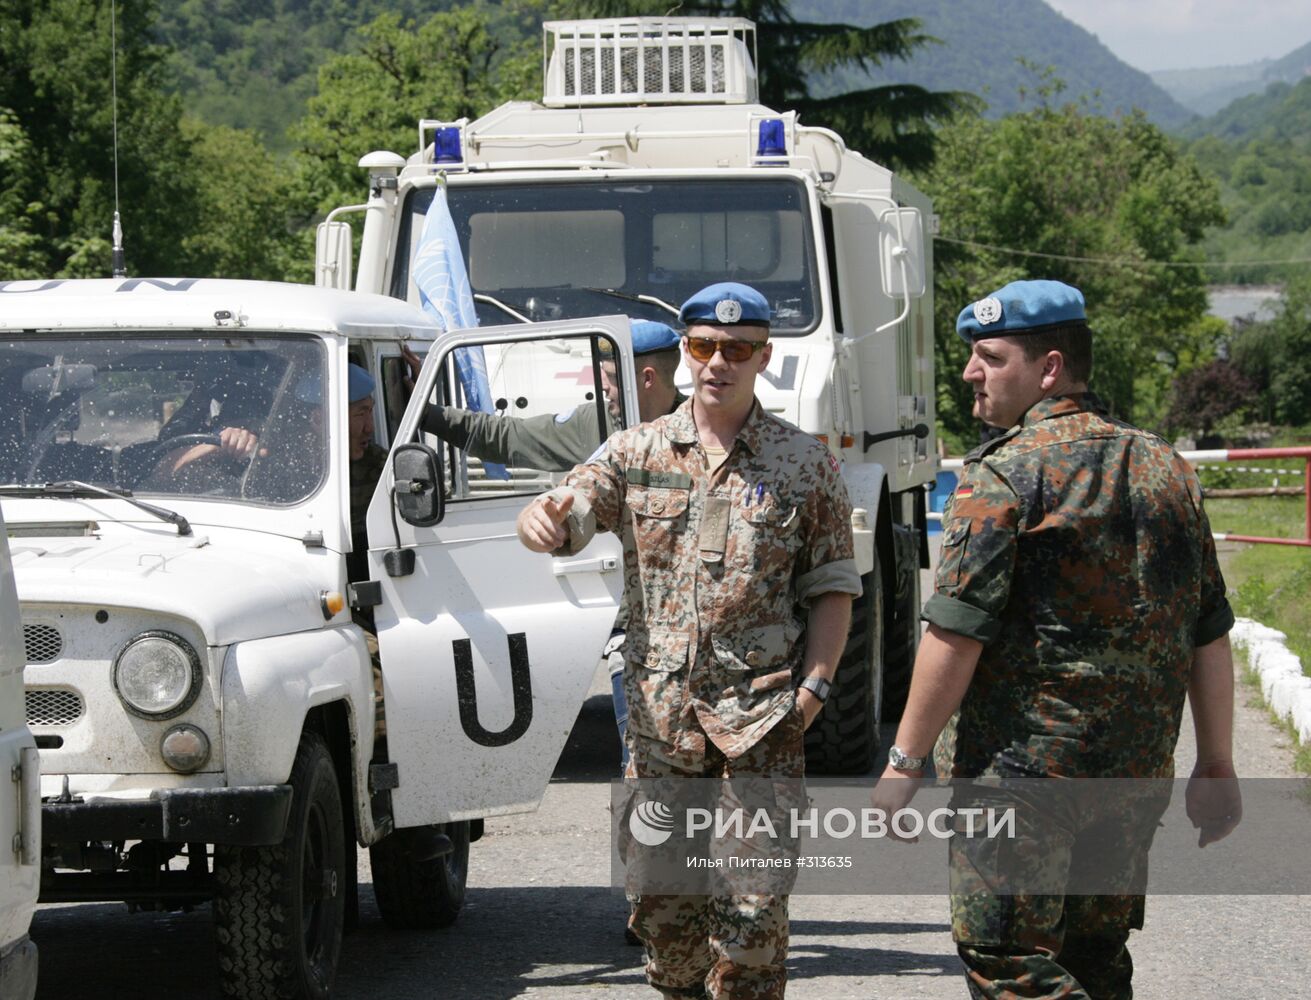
[
  {"xmin": 369, "ymin": 821, "xmax": 470, "ymax": 929},
  {"xmin": 882, "ymin": 524, "xmax": 921, "ymax": 725},
  {"xmin": 804, "ymin": 560, "xmax": 884, "ymax": 774},
  {"xmin": 213, "ymin": 732, "xmax": 345, "ymax": 1000}
]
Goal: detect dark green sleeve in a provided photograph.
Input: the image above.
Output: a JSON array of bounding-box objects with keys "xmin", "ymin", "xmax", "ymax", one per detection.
[
  {"xmin": 920, "ymin": 461, "xmax": 1019, "ymax": 643},
  {"xmin": 423, "ymin": 402, "xmax": 603, "ymax": 470}
]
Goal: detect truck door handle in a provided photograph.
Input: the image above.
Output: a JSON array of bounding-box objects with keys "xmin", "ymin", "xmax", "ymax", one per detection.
[{"xmin": 551, "ymin": 555, "xmax": 619, "ymax": 576}]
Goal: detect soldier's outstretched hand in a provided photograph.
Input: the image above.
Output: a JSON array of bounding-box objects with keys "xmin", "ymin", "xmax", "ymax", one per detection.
[{"xmin": 517, "ymin": 491, "xmax": 574, "ymax": 552}]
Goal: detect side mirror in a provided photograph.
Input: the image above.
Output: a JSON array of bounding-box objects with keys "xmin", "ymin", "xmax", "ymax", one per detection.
[
  {"xmin": 392, "ymin": 443, "xmax": 444, "ymax": 527},
  {"xmin": 878, "ymin": 207, "xmax": 926, "ymax": 299},
  {"xmin": 315, "ymin": 221, "xmax": 353, "ymax": 290}
]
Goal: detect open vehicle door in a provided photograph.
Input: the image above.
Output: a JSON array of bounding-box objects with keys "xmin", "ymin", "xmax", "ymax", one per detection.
[{"xmin": 365, "ymin": 317, "xmax": 637, "ymax": 828}]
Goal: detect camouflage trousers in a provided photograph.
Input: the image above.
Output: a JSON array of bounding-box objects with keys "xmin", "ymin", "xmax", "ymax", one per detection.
[
  {"xmin": 948, "ymin": 769, "xmax": 1168, "ymax": 1000},
  {"xmin": 624, "ymin": 708, "xmax": 806, "ymax": 1000}
]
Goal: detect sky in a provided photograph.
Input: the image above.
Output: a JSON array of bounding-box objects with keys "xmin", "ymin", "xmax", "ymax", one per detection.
[{"xmin": 1046, "ymin": 0, "xmax": 1311, "ymax": 72}]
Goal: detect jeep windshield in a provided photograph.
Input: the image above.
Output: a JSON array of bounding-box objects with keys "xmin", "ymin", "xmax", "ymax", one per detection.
[
  {"xmin": 391, "ymin": 177, "xmax": 821, "ymax": 333},
  {"xmin": 0, "ymin": 335, "xmax": 327, "ymax": 506}
]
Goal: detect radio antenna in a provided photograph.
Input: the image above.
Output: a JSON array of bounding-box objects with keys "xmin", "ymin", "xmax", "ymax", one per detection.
[{"xmin": 110, "ymin": 2, "xmax": 126, "ymax": 277}]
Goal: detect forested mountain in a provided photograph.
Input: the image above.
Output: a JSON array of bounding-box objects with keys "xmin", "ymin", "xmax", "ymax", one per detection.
[
  {"xmin": 154, "ymin": 0, "xmax": 463, "ymax": 152},
  {"xmin": 156, "ymin": 0, "xmax": 1199, "ymax": 150},
  {"xmin": 1152, "ymin": 39, "xmax": 1311, "ymax": 117},
  {"xmin": 789, "ymin": 0, "xmax": 1195, "ymax": 128},
  {"xmin": 1185, "ymin": 76, "xmax": 1311, "ymax": 283}
]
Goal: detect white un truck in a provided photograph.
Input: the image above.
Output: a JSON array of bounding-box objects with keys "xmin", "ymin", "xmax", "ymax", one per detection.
[
  {"xmin": 0, "ymin": 277, "xmax": 644, "ymax": 998},
  {"xmin": 318, "ymin": 16, "xmax": 938, "ymax": 771}
]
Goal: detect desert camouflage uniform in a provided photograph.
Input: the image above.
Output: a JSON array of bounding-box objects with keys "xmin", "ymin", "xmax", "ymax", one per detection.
[
  {"xmin": 547, "ymin": 398, "xmax": 860, "ymax": 1000},
  {"xmin": 923, "ymin": 393, "xmax": 1234, "ymax": 1000}
]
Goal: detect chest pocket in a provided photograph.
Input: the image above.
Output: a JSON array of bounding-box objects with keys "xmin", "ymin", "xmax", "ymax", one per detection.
[{"xmin": 625, "ymin": 485, "xmax": 690, "ymax": 522}]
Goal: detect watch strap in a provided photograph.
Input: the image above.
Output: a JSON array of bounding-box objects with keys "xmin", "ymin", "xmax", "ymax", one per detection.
[
  {"xmin": 888, "ymin": 745, "xmax": 927, "ymax": 772},
  {"xmin": 798, "ymin": 675, "xmax": 832, "ymax": 703}
]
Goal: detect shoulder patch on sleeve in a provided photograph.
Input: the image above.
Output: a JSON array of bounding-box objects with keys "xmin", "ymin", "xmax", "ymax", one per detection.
[{"xmin": 827, "ymin": 452, "xmax": 840, "ymax": 474}]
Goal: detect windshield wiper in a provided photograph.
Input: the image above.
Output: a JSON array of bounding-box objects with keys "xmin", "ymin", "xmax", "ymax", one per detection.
[
  {"xmin": 582, "ymin": 287, "xmax": 680, "ymax": 317},
  {"xmin": 472, "ymin": 293, "xmax": 532, "ymax": 324},
  {"xmin": 0, "ymin": 481, "xmax": 192, "ymax": 536}
]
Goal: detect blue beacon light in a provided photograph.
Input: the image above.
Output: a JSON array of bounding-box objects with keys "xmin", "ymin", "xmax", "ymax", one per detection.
[
  {"xmin": 756, "ymin": 118, "xmax": 787, "ymax": 160},
  {"xmin": 434, "ymin": 126, "xmax": 463, "ymax": 164}
]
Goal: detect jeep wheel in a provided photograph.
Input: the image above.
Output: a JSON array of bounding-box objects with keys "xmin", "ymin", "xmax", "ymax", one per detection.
[
  {"xmin": 213, "ymin": 732, "xmax": 345, "ymax": 1000},
  {"xmin": 804, "ymin": 560, "xmax": 884, "ymax": 774},
  {"xmin": 882, "ymin": 523, "xmax": 921, "ymax": 725},
  {"xmin": 370, "ymin": 821, "xmax": 470, "ymax": 929}
]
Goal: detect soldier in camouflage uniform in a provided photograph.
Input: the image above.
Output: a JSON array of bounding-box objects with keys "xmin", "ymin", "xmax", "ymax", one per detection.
[
  {"xmin": 871, "ymin": 280, "xmax": 1242, "ymax": 999},
  {"xmin": 518, "ymin": 283, "xmax": 861, "ymax": 1000}
]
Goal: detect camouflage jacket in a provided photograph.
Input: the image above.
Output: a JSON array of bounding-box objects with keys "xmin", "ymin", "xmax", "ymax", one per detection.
[
  {"xmin": 548, "ymin": 399, "xmax": 861, "ymax": 761},
  {"xmin": 924, "ymin": 393, "xmax": 1234, "ymax": 779}
]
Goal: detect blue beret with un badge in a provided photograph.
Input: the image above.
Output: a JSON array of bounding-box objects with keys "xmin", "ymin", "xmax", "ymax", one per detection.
[
  {"xmin": 956, "ymin": 280, "xmax": 1087, "ymax": 342},
  {"xmin": 678, "ymin": 282, "xmax": 771, "ymax": 326},
  {"xmin": 630, "ymin": 320, "xmax": 681, "ymax": 355}
]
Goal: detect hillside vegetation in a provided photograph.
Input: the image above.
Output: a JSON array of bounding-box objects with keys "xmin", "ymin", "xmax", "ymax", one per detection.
[
  {"xmin": 790, "ymin": 0, "xmax": 1194, "ymax": 128},
  {"xmin": 1153, "ymin": 38, "xmax": 1311, "ymax": 117}
]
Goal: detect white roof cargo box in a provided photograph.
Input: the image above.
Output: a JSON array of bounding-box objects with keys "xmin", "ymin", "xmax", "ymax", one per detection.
[{"xmin": 542, "ymin": 17, "xmax": 758, "ymax": 107}]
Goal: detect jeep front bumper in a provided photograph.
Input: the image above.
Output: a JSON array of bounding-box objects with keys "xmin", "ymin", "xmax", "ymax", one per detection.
[{"xmin": 43, "ymin": 784, "xmax": 293, "ymax": 847}]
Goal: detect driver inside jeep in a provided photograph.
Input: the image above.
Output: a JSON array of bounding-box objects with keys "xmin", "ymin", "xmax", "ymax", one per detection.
[{"xmin": 0, "ymin": 337, "xmax": 326, "ymax": 504}]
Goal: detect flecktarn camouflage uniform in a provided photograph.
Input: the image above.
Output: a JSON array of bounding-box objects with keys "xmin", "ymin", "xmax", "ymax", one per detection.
[
  {"xmin": 924, "ymin": 393, "xmax": 1234, "ymax": 1000},
  {"xmin": 548, "ymin": 399, "xmax": 860, "ymax": 1000}
]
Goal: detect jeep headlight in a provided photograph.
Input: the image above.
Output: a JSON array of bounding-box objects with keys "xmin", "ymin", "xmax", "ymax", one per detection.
[{"xmin": 113, "ymin": 631, "xmax": 202, "ymax": 719}]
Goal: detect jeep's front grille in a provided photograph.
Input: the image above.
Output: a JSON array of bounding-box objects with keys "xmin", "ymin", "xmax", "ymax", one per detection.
[
  {"xmin": 26, "ymin": 688, "xmax": 84, "ymax": 727},
  {"xmin": 24, "ymin": 623, "xmax": 63, "ymax": 663}
]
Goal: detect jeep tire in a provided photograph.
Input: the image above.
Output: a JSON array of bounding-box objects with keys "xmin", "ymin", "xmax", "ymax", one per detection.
[
  {"xmin": 370, "ymin": 821, "xmax": 471, "ymax": 929},
  {"xmin": 213, "ymin": 732, "xmax": 345, "ymax": 1000},
  {"xmin": 882, "ymin": 523, "xmax": 921, "ymax": 725}
]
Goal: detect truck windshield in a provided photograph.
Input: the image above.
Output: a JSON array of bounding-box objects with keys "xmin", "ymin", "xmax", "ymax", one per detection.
[
  {"xmin": 0, "ymin": 335, "xmax": 327, "ymax": 506},
  {"xmin": 392, "ymin": 178, "xmax": 821, "ymax": 333}
]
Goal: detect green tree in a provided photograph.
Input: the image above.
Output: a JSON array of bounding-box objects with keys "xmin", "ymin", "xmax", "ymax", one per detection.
[
  {"xmin": 915, "ymin": 76, "xmax": 1225, "ymax": 441},
  {"xmin": 290, "ymin": 2, "xmax": 546, "ymax": 214},
  {"xmin": 585, "ymin": 0, "xmax": 974, "ymax": 170},
  {"xmin": 0, "ymin": 109, "xmax": 47, "ymax": 280},
  {"xmin": 0, "ymin": 0, "xmax": 199, "ymax": 277},
  {"xmin": 1231, "ymin": 275, "xmax": 1311, "ymax": 426},
  {"xmin": 180, "ymin": 120, "xmax": 305, "ymax": 281}
]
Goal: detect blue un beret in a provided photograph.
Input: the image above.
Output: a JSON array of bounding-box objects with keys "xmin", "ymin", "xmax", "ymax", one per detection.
[
  {"xmin": 630, "ymin": 320, "xmax": 681, "ymax": 355},
  {"xmin": 956, "ymin": 280, "xmax": 1087, "ymax": 343},
  {"xmin": 295, "ymin": 362, "xmax": 375, "ymax": 406},
  {"xmin": 678, "ymin": 282, "xmax": 771, "ymax": 327}
]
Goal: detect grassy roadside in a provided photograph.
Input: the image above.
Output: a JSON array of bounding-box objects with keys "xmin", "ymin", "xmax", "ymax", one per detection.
[
  {"xmin": 1205, "ymin": 495, "xmax": 1311, "ymax": 677},
  {"xmin": 1204, "ymin": 492, "xmax": 1310, "ymax": 773}
]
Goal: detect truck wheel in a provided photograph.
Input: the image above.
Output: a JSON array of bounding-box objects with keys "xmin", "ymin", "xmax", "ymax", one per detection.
[
  {"xmin": 804, "ymin": 561, "xmax": 884, "ymax": 774},
  {"xmin": 882, "ymin": 524, "xmax": 921, "ymax": 725},
  {"xmin": 213, "ymin": 732, "xmax": 345, "ymax": 1000},
  {"xmin": 370, "ymin": 821, "xmax": 470, "ymax": 929}
]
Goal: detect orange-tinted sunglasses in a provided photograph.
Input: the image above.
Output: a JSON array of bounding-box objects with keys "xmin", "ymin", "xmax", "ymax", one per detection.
[{"xmin": 683, "ymin": 335, "xmax": 768, "ymax": 363}]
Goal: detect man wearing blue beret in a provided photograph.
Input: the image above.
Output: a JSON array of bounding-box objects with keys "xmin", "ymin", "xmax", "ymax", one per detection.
[
  {"xmin": 872, "ymin": 279, "xmax": 1241, "ymax": 998},
  {"xmin": 518, "ymin": 281, "xmax": 861, "ymax": 998}
]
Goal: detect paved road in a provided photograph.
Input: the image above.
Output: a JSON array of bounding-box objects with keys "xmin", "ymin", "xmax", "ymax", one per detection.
[{"xmin": 30, "ymin": 556, "xmax": 1311, "ymax": 998}]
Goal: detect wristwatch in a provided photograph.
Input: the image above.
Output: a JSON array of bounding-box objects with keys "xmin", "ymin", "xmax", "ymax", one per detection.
[
  {"xmin": 888, "ymin": 745, "xmax": 927, "ymax": 772},
  {"xmin": 797, "ymin": 675, "xmax": 832, "ymax": 703}
]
